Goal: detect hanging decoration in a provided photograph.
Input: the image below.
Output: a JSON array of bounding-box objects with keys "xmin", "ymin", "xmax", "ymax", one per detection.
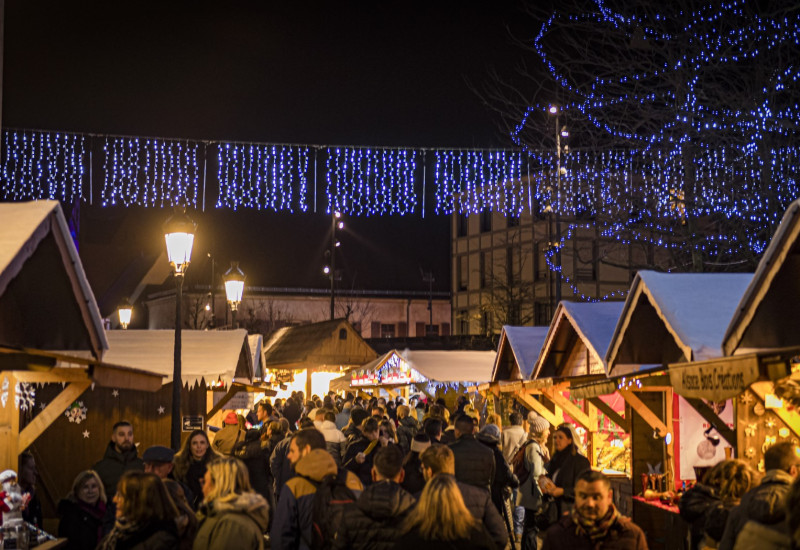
[
  {"xmin": 65, "ymin": 400, "xmax": 88, "ymax": 424},
  {"xmin": 434, "ymin": 150, "xmax": 526, "ymax": 216},
  {"xmin": 326, "ymin": 147, "xmax": 418, "ymax": 216},
  {"xmin": 0, "ymin": 377, "xmax": 8, "ymax": 408},
  {"xmin": 14, "ymin": 382, "xmax": 35, "ymax": 411},
  {"xmin": 0, "ymin": 130, "xmax": 87, "ymax": 203},
  {"xmin": 82, "ymin": 430, "xmax": 90, "ymax": 439},
  {"xmin": 216, "ymin": 143, "xmax": 310, "ymax": 212},
  {"xmin": 101, "ymin": 136, "xmax": 201, "ymax": 208},
  {"xmin": 157, "ymin": 405, "xmax": 165, "ymax": 415}
]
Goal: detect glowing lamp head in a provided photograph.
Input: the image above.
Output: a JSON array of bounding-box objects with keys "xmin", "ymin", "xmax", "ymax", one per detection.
[
  {"xmin": 560, "ymin": 126, "xmax": 569, "ymax": 138},
  {"xmin": 223, "ymin": 262, "xmax": 246, "ymax": 311},
  {"xmin": 337, "ymin": 221, "xmax": 344, "ymax": 230},
  {"xmin": 323, "ymin": 266, "xmax": 331, "ymax": 275},
  {"xmin": 163, "ymin": 208, "xmax": 196, "ymax": 277},
  {"xmin": 118, "ymin": 299, "xmax": 133, "ymax": 329},
  {"xmin": 549, "ymin": 105, "xmax": 559, "ymax": 115}
]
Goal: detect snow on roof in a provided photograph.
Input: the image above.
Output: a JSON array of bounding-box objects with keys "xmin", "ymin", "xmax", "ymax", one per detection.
[
  {"xmin": 491, "ymin": 326, "xmax": 549, "ymax": 381},
  {"xmin": 0, "ymin": 200, "xmax": 107, "ymax": 357},
  {"xmin": 405, "ymin": 350, "xmax": 496, "ymax": 383},
  {"xmin": 606, "ymin": 270, "xmax": 753, "ymax": 372},
  {"xmin": 248, "ymin": 334, "xmax": 263, "ymax": 379},
  {"xmin": 533, "ymin": 301, "xmax": 625, "ymax": 379},
  {"xmin": 104, "ymin": 329, "xmax": 252, "ymax": 385}
]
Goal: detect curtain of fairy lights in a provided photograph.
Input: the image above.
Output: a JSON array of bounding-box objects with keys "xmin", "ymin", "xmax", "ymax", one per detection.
[
  {"xmin": 325, "ymin": 147, "xmax": 417, "ymax": 216},
  {"xmin": 216, "ymin": 143, "xmax": 310, "ymax": 212},
  {"xmin": 0, "ymin": 130, "xmax": 87, "ymax": 202},
  {"xmin": 101, "ymin": 137, "xmax": 201, "ymax": 208},
  {"xmin": 434, "ymin": 150, "xmax": 526, "ymax": 215}
]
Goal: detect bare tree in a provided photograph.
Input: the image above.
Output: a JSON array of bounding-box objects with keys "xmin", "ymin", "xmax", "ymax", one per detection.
[{"xmin": 479, "ymin": 233, "xmax": 535, "ymax": 331}]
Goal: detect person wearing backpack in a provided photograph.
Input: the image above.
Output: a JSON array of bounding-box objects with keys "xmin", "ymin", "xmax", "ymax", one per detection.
[
  {"xmin": 519, "ymin": 413, "xmax": 550, "ymax": 550},
  {"xmin": 332, "ymin": 445, "xmax": 416, "ymax": 550},
  {"xmin": 271, "ymin": 428, "xmax": 363, "ymax": 550}
]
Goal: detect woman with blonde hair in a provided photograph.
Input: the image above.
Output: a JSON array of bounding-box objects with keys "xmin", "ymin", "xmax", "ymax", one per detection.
[
  {"xmin": 702, "ymin": 459, "xmax": 761, "ymax": 547},
  {"xmin": 193, "ymin": 456, "xmax": 269, "ymax": 550},
  {"xmin": 58, "ymin": 470, "xmax": 108, "ymax": 550},
  {"xmin": 173, "ymin": 429, "xmax": 221, "ymax": 509},
  {"xmin": 393, "ymin": 473, "xmax": 497, "ymax": 549},
  {"xmin": 97, "ymin": 471, "xmax": 179, "ymax": 550}
]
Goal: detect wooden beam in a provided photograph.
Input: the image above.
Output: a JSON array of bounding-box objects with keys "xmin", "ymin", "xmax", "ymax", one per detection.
[
  {"xmin": 586, "ymin": 400, "xmax": 600, "ymax": 468},
  {"xmin": 618, "ymin": 389, "xmax": 669, "ymax": 436},
  {"xmin": 0, "ymin": 373, "xmax": 20, "ymax": 471},
  {"xmin": 589, "ymin": 397, "xmax": 630, "ymax": 433},
  {"xmin": 13, "ymin": 368, "xmax": 90, "ymax": 385},
  {"xmin": 205, "ymin": 387, "xmax": 240, "ymax": 422},
  {"xmin": 19, "ymin": 381, "xmax": 90, "ymax": 451},
  {"xmin": 515, "ymin": 392, "xmax": 561, "ymax": 426},
  {"xmin": 751, "ymin": 381, "xmax": 800, "ymax": 440},
  {"xmin": 91, "ymin": 364, "xmax": 164, "ymax": 392},
  {"xmin": 683, "ymin": 397, "xmax": 737, "ymax": 451},
  {"xmin": 541, "ymin": 388, "xmax": 593, "ymax": 430}
]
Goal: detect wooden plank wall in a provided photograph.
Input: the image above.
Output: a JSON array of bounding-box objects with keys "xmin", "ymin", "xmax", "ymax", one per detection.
[{"xmin": 630, "ymin": 393, "xmax": 667, "ymax": 496}]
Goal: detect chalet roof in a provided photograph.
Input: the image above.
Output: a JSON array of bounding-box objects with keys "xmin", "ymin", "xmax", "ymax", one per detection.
[
  {"xmin": 490, "ymin": 326, "xmax": 549, "ymax": 382},
  {"xmin": 103, "ymin": 329, "xmax": 252, "ymax": 385},
  {"xmin": 606, "ymin": 270, "xmax": 752, "ymax": 376},
  {"xmin": 533, "ymin": 301, "xmax": 625, "ymax": 379},
  {"xmin": 0, "ymin": 200, "xmax": 107, "ymax": 358},
  {"xmin": 262, "ymin": 318, "xmax": 377, "ymax": 372},
  {"xmin": 723, "ymin": 200, "xmax": 800, "ymax": 355}
]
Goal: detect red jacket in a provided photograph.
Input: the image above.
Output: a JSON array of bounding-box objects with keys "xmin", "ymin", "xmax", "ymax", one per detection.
[{"xmin": 542, "ymin": 513, "xmax": 649, "ymax": 550}]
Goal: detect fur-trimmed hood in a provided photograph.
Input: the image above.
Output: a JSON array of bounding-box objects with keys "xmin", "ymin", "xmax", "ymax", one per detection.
[{"xmin": 202, "ymin": 491, "xmax": 269, "ymax": 532}]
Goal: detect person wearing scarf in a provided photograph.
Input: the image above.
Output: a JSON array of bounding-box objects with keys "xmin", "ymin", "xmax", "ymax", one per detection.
[
  {"xmin": 542, "ymin": 470, "xmax": 648, "ymax": 549},
  {"xmin": 542, "ymin": 423, "xmax": 591, "ymax": 519}
]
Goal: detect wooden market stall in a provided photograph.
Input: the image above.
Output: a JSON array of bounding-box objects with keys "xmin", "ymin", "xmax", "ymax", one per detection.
[{"xmin": 262, "ymin": 318, "xmax": 377, "ymax": 398}]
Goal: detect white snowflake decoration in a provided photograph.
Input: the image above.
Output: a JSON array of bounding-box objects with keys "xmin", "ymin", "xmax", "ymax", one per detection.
[
  {"xmin": 0, "ymin": 377, "xmax": 8, "ymax": 408},
  {"xmin": 15, "ymin": 382, "xmax": 35, "ymax": 411},
  {"xmin": 65, "ymin": 401, "xmax": 88, "ymax": 424}
]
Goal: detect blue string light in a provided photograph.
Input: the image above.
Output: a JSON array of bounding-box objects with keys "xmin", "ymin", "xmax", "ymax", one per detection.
[
  {"xmin": 0, "ymin": 130, "xmax": 86, "ymax": 202},
  {"xmin": 325, "ymin": 147, "xmax": 417, "ymax": 216},
  {"xmin": 216, "ymin": 143, "xmax": 310, "ymax": 212},
  {"xmin": 101, "ymin": 136, "xmax": 200, "ymax": 208}
]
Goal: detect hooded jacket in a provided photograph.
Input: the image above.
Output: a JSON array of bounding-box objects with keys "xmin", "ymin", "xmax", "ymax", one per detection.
[
  {"xmin": 193, "ymin": 492, "xmax": 269, "ymax": 550},
  {"xmin": 331, "ymin": 480, "xmax": 416, "ymax": 550},
  {"xmin": 93, "ymin": 442, "xmax": 144, "ymax": 498},
  {"xmin": 318, "ymin": 420, "xmax": 348, "ymax": 466},
  {"xmin": 449, "ymin": 433, "xmax": 495, "ymax": 491},
  {"xmin": 271, "ymin": 449, "xmax": 363, "ymax": 550},
  {"xmin": 718, "ymin": 469, "xmax": 795, "ymax": 550}
]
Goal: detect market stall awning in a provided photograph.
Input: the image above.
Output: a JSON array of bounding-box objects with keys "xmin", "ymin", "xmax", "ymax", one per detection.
[
  {"xmin": 262, "ymin": 318, "xmax": 377, "ymax": 372},
  {"xmin": 724, "ymin": 200, "xmax": 800, "ymax": 356},
  {"xmin": 103, "ymin": 329, "xmax": 253, "ymax": 385},
  {"xmin": 491, "ymin": 325, "xmax": 549, "ymax": 382},
  {"xmin": 606, "ymin": 271, "xmax": 752, "ymax": 376},
  {"xmin": 0, "ymin": 200, "xmax": 107, "ymax": 359},
  {"xmin": 533, "ymin": 301, "xmax": 625, "ymax": 379}
]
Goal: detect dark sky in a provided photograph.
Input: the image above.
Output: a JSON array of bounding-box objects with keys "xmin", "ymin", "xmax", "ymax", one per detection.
[{"xmin": 2, "ymin": 1, "xmax": 532, "ymax": 295}]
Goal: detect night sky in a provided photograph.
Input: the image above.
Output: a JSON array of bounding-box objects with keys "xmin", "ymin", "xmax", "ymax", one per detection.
[{"xmin": 2, "ymin": 1, "xmax": 532, "ymax": 296}]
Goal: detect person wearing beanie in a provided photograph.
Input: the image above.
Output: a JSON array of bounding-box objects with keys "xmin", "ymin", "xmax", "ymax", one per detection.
[
  {"xmin": 520, "ymin": 414, "xmax": 552, "ymax": 550},
  {"xmin": 402, "ymin": 434, "xmax": 431, "ymax": 495},
  {"xmin": 212, "ymin": 412, "xmax": 246, "ymax": 455},
  {"xmin": 477, "ymin": 423, "xmax": 520, "ymax": 522}
]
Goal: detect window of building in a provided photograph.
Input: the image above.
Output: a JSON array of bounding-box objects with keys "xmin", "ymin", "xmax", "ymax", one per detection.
[
  {"xmin": 506, "ymin": 247, "xmax": 516, "ymax": 286},
  {"xmin": 535, "ymin": 302, "xmax": 553, "ymax": 326},
  {"xmin": 457, "ymin": 212, "xmax": 469, "ymax": 237},
  {"xmin": 479, "ymin": 251, "xmax": 488, "ymax": 289},
  {"xmin": 457, "ymin": 256, "xmax": 468, "ymax": 291},
  {"xmin": 380, "ymin": 323, "xmax": 396, "ymax": 338},
  {"xmin": 459, "ymin": 310, "xmax": 469, "ymax": 335},
  {"xmin": 480, "ymin": 209, "xmax": 492, "ymax": 233},
  {"xmin": 507, "ymin": 215, "xmax": 520, "ymax": 228},
  {"xmin": 481, "ymin": 310, "xmax": 491, "ymax": 335}
]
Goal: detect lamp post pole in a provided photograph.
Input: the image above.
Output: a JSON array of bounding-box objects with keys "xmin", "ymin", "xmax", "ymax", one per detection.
[
  {"xmin": 172, "ymin": 274, "xmax": 183, "ymax": 450},
  {"xmin": 330, "ymin": 211, "xmax": 336, "ymax": 320},
  {"xmin": 554, "ymin": 112, "xmax": 562, "ymax": 308}
]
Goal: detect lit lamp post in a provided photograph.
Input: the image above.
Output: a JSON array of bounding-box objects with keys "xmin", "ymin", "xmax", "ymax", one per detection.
[
  {"xmin": 223, "ymin": 262, "xmax": 245, "ymax": 329},
  {"xmin": 163, "ymin": 208, "xmax": 196, "ymax": 451},
  {"xmin": 117, "ymin": 299, "xmax": 133, "ymax": 329},
  {"xmin": 548, "ymin": 105, "xmax": 569, "ymax": 311},
  {"xmin": 324, "ymin": 211, "xmax": 343, "ymax": 320}
]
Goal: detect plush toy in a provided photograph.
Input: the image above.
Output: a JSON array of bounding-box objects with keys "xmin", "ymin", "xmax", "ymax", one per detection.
[{"xmin": 0, "ymin": 469, "xmax": 28, "ymax": 526}]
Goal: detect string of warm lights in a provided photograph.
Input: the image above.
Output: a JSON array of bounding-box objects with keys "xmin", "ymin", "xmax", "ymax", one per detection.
[
  {"xmin": 101, "ymin": 136, "xmax": 200, "ymax": 208},
  {"xmin": 0, "ymin": 130, "xmax": 86, "ymax": 202},
  {"xmin": 216, "ymin": 143, "xmax": 310, "ymax": 212}
]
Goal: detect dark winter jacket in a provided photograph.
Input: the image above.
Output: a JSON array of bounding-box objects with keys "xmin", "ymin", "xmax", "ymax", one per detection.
[
  {"xmin": 401, "ymin": 453, "xmax": 426, "ymax": 495},
  {"xmin": 270, "ymin": 436, "xmax": 294, "ymax": 501},
  {"xmin": 541, "ymin": 513, "xmax": 648, "ymax": 550},
  {"xmin": 477, "ymin": 436, "xmax": 519, "ymax": 515},
  {"xmin": 57, "ymin": 497, "xmax": 106, "ymax": 550},
  {"xmin": 194, "ymin": 492, "xmax": 269, "ymax": 550},
  {"xmin": 719, "ymin": 469, "xmax": 795, "ymax": 550},
  {"xmin": 93, "ymin": 442, "xmax": 145, "ymax": 497},
  {"xmin": 283, "ymin": 399, "xmax": 302, "ymax": 430},
  {"xmin": 344, "ymin": 435, "xmax": 379, "ymax": 487},
  {"xmin": 678, "ymin": 482, "xmax": 720, "ymax": 550},
  {"xmin": 332, "ymin": 480, "xmax": 416, "ymax": 550},
  {"xmin": 457, "ymin": 480, "xmax": 510, "ymax": 549},
  {"xmin": 440, "ymin": 427, "xmax": 457, "ymax": 445},
  {"xmin": 391, "ymin": 523, "xmax": 498, "ymax": 550},
  {"xmin": 545, "ymin": 447, "xmax": 591, "ymax": 517},
  {"xmin": 98, "ymin": 519, "xmax": 179, "ymax": 550},
  {"xmin": 234, "ymin": 432, "xmax": 272, "ymax": 502},
  {"xmin": 449, "ymin": 434, "xmax": 495, "ymax": 491},
  {"xmin": 179, "ymin": 459, "xmax": 211, "ymax": 510},
  {"xmin": 396, "ymin": 416, "xmax": 419, "ymax": 455},
  {"xmin": 271, "ymin": 449, "xmax": 363, "ymax": 550}
]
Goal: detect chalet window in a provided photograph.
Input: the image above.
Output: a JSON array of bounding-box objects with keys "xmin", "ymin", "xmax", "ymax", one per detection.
[{"xmin": 339, "ymin": 328, "xmax": 347, "ymax": 340}]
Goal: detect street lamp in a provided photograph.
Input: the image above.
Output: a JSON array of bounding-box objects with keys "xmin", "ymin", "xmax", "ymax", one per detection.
[
  {"xmin": 117, "ymin": 299, "xmax": 133, "ymax": 329},
  {"xmin": 223, "ymin": 262, "xmax": 245, "ymax": 328},
  {"xmin": 548, "ymin": 104, "xmax": 568, "ymax": 312},
  {"xmin": 326, "ymin": 211, "xmax": 343, "ymax": 320},
  {"xmin": 163, "ymin": 208, "xmax": 196, "ymax": 451}
]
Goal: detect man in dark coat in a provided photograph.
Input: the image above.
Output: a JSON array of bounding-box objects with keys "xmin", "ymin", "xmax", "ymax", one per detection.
[
  {"xmin": 419, "ymin": 444, "xmax": 509, "ymax": 549},
  {"xmin": 448, "ymin": 414, "xmax": 495, "ymax": 491},
  {"xmin": 92, "ymin": 421, "xmax": 144, "ymax": 497},
  {"xmin": 542, "ymin": 470, "xmax": 648, "ymax": 550},
  {"xmin": 344, "ymin": 417, "xmax": 381, "ymax": 487},
  {"xmin": 332, "ymin": 445, "xmax": 416, "ymax": 550}
]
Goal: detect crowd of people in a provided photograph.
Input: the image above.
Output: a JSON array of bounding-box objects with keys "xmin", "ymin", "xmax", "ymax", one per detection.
[{"xmin": 11, "ymin": 390, "xmax": 800, "ymax": 549}]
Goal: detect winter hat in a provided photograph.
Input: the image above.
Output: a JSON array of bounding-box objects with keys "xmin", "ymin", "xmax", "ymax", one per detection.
[
  {"xmin": 527, "ymin": 412, "xmax": 550, "ymax": 435},
  {"xmin": 0, "ymin": 470, "xmax": 17, "ymax": 484},
  {"xmin": 410, "ymin": 434, "xmax": 432, "ymax": 453},
  {"xmin": 478, "ymin": 423, "xmax": 502, "ymax": 443},
  {"xmin": 223, "ymin": 411, "xmax": 239, "ymax": 425},
  {"xmin": 142, "ymin": 445, "xmax": 175, "ymax": 464}
]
